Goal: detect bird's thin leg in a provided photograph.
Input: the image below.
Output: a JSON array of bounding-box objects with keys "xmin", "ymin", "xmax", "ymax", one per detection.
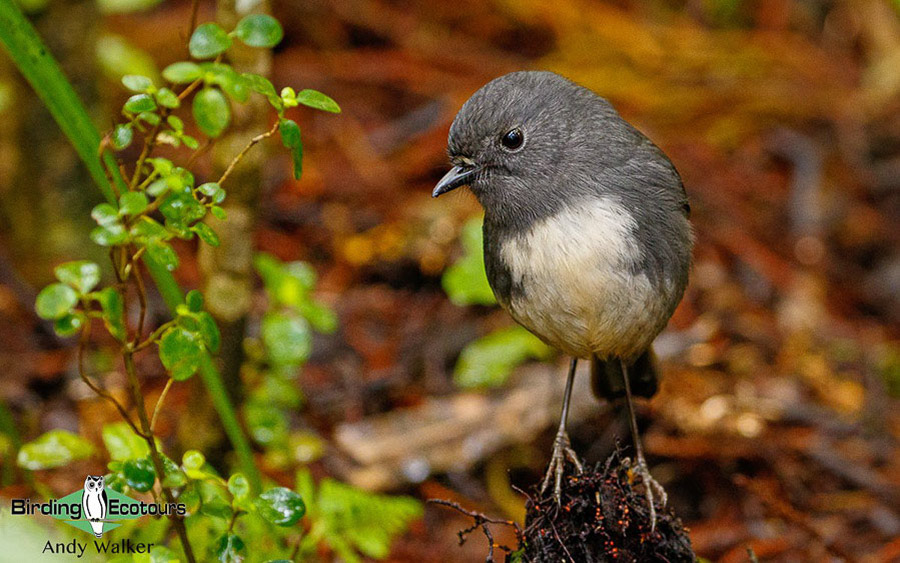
[
  {"xmin": 621, "ymin": 359, "xmax": 667, "ymax": 532},
  {"xmin": 540, "ymin": 357, "xmax": 583, "ymax": 502}
]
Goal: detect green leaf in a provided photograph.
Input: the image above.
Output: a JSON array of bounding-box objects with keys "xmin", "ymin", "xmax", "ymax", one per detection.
[
  {"xmin": 242, "ymin": 72, "xmax": 282, "ymax": 110},
  {"xmin": 210, "ymin": 205, "xmax": 227, "ymax": 220},
  {"xmin": 35, "ymin": 283, "xmax": 77, "ymax": 320},
  {"xmin": 53, "ymin": 312, "xmax": 85, "ymax": 337},
  {"xmin": 234, "ymin": 14, "xmax": 283, "ymax": 48},
  {"xmin": 227, "ymin": 473, "xmax": 252, "ymax": 510},
  {"xmin": 192, "ymin": 87, "xmax": 230, "ymax": 138},
  {"xmin": 96, "ymin": 287, "xmax": 126, "ymax": 341},
  {"xmin": 90, "ymin": 224, "xmax": 129, "ymax": 246},
  {"xmin": 161, "ymin": 453, "xmax": 188, "ymax": 488},
  {"xmin": 123, "ymin": 93, "xmax": 156, "ymax": 113},
  {"xmin": 191, "ymin": 222, "xmax": 220, "ymax": 246},
  {"xmin": 198, "ymin": 182, "xmax": 225, "ymax": 204},
  {"xmin": 245, "ymin": 403, "xmax": 288, "ymax": 447},
  {"xmin": 295, "ymin": 89, "xmax": 340, "ymax": 113},
  {"xmin": 181, "ymin": 134, "xmax": 199, "ymax": 149},
  {"xmin": 182, "ymin": 450, "xmax": 205, "ymax": 471},
  {"xmin": 299, "ymin": 300, "xmax": 338, "ymax": 334},
  {"xmin": 279, "ymin": 118, "xmax": 303, "ymax": 180},
  {"xmin": 111, "ymin": 123, "xmax": 133, "ymax": 150},
  {"xmin": 215, "ymin": 533, "xmax": 245, "ymax": 563},
  {"xmin": 162, "ymin": 61, "xmax": 202, "ymax": 84},
  {"xmin": 197, "ymin": 311, "xmax": 221, "ymax": 353},
  {"xmin": 122, "ymin": 456, "xmax": 156, "ymax": 492},
  {"xmin": 185, "ymin": 289, "xmax": 204, "ymax": 312},
  {"xmin": 137, "ymin": 110, "xmax": 161, "ymax": 126},
  {"xmin": 121, "ymin": 74, "xmax": 152, "ymax": 92},
  {"xmin": 201, "ymin": 63, "xmax": 249, "ymax": 103},
  {"xmin": 159, "ymin": 327, "xmax": 205, "ymax": 380},
  {"xmin": 167, "ymin": 114, "xmax": 184, "ymax": 131},
  {"xmin": 102, "ymin": 421, "xmax": 149, "ymax": 461},
  {"xmin": 255, "ymin": 487, "xmax": 305, "ymax": 526},
  {"xmin": 155, "ymin": 87, "xmax": 179, "ymax": 109},
  {"xmin": 54, "ymin": 260, "xmax": 100, "ymax": 293},
  {"xmin": 442, "ymin": 217, "xmax": 497, "ymax": 306},
  {"xmin": 91, "ymin": 203, "xmax": 120, "ymax": 226},
  {"xmin": 160, "ymin": 191, "xmax": 206, "ymax": 231},
  {"xmin": 119, "ymin": 191, "xmax": 149, "ymax": 216},
  {"xmin": 16, "ymin": 430, "xmax": 94, "ymax": 470},
  {"xmin": 453, "ymin": 326, "xmax": 553, "ymax": 389},
  {"xmin": 146, "ymin": 241, "xmax": 179, "ymax": 271},
  {"xmin": 189, "ymin": 23, "xmax": 231, "ymax": 59},
  {"xmin": 253, "ymin": 253, "xmax": 317, "ymax": 307},
  {"xmin": 262, "ymin": 312, "xmax": 311, "ymax": 366}
]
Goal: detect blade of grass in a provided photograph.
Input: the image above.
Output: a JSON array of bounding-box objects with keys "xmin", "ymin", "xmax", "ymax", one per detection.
[{"xmin": 0, "ymin": 0, "xmax": 260, "ymax": 492}]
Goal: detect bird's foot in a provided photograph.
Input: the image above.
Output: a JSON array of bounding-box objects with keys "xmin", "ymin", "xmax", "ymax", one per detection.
[
  {"xmin": 539, "ymin": 430, "xmax": 583, "ymax": 503},
  {"xmin": 625, "ymin": 456, "xmax": 667, "ymax": 533}
]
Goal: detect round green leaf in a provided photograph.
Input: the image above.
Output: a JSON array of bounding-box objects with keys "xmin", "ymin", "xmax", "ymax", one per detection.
[
  {"xmin": 123, "ymin": 93, "xmax": 157, "ymax": 113},
  {"xmin": 261, "ymin": 312, "xmax": 310, "ymax": 366},
  {"xmin": 112, "ymin": 123, "xmax": 133, "ymax": 150},
  {"xmin": 35, "ymin": 283, "xmax": 78, "ymax": 320},
  {"xmin": 197, "ymin": 311, "xmax": 221, "ymax": 353},
  {"xmin": 54, "ymin": 261, "xmax": 100, "ymax": 293},
  {"xmin": 162, "ymin": 61, "xmax": 202, "ymax": 83},
  {"xmin": 255, "ymin": 487, "xmax": 305, "ymax": 526},
  {"xmin": 189, "ymin": 23, "xmax": 232, "ymax": 59},
  {"xmin": 234, "ymin": 14, "xmax": 283, "ymax": 48},
  {"xmin": 227, "ymin": 473, "xmax": 251, "ymax": 508},
  {"xmin": 90, "ymin": 224, "xmax": 130, "ymax": 246},
  {"xmin": 295, "ymin": 89, "xmax": 340, "ymax": 113},
  {"xmin": 215, "ymin": 533, "xmax": 245, "ymax": 563},
  {"xmin": 155, "ymin": 87, "xmax": 180, "ymax": 109},
  {"xmin": 102, "ymin": 421, "xmax": 150, "ymax": 461},
  {"xmin": 185, "ymin": 289, "xmax": 204, "ymax": 312},
  {"xmin": 182, "ymin": 450, "xmax": 205, "ymax": 471},
  {"xmin": 122, "ymin": 74, "xmax": 152, "ymax": 92},
  {"xmin": 53, "ymin": 312, "xmax": 85, "ymax": 337},
  {"xmin": 91, "ymin": 203, "xmax": 120, "ymax": 226},
  {"xmin": 96, "ymin": 287, "xmax": 127, "ymax": 341},
  {"xmin": 158, "ymin": 327, "xmax": 205, "ymax": 380},
  {"xmin": 192, "ymin": 87, "xmax": 231, "ymax": 138},
  {"xmin": 17, "ymin": 430, "xmax": 94, "ymax": 470},
  {"xmin": 210, "ymin": 206, "xmax": 227, "ymax": 220},
  {"xmin": 122, "ymin": 456, "xmax": 156, "ymax": 492},
  {"xmin": 198, "ymin": 182, "xmax": 225, "ymax": 204},
  {"xmin": 119, "ymin": 191, "xmax": 149, "ymax": 216}
]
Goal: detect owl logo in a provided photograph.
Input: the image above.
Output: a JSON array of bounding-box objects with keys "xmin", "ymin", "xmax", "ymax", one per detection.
[{"xmin": 82, "ymin": 475, "xmax": 109, "ymax": 537}]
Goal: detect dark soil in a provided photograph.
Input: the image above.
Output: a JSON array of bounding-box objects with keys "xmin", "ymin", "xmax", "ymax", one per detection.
[{"xmin": 519, "ymin": 451, "xmax": 696, "ymax": 563}]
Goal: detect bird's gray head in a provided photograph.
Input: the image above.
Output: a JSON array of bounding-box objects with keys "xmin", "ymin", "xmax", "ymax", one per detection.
[{"xmin": 433, "ymin": 71, "xmax": 616, "ymax": 222}]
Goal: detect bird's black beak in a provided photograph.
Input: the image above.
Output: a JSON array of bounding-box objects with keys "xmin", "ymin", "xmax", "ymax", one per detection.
[{"xmin": 432, "ymin": 165, "xmax": 479, "ymax": 198}]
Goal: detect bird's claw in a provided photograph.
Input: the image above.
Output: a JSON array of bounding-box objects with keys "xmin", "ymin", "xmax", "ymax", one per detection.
[
  {"xmin": 539, "ymin": 431, "xmax": 583, "ymax": 503},
  {"xmin": 626, "ymin": 456, "xmax": 667, "ymax": 533}
]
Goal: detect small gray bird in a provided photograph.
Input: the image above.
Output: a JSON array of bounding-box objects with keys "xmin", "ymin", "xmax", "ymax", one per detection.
[{"xmin": 433, "ymin": 71, "xmax": 692, "ymax": 527}]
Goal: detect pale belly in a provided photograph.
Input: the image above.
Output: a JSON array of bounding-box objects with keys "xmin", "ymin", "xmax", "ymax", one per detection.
[{"xmin": 496, "ymin": 198, "xmax": 677, "ymax": 360}]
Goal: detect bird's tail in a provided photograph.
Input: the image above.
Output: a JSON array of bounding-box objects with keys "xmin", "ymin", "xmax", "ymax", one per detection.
[{"xmin": 590, "ymin": 349, "xmax": 659, "ymax": 401}]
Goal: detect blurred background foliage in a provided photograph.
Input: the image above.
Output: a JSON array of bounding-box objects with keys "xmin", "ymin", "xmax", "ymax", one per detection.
[{"xmin": 0, "ymin": 0, "xmax": 898, "ymax": 561}]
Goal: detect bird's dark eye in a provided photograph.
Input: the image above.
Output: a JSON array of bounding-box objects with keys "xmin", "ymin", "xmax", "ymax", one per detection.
[{"xmin": 500, "ymin": 128, "xmax": 524, "ymax": 151}]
